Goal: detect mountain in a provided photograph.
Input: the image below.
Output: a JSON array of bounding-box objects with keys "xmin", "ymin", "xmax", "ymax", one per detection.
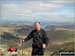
[
  {"xmin": 43, "ymin": 24, "xmax": 74, "ymax": 29},
  {"xmin": 0, "ymin": 23, "xmax": 74, "ymax": 56},
  {"xmin": 45, "ymin": 29, "xmax": 74, "ymax": 55}
]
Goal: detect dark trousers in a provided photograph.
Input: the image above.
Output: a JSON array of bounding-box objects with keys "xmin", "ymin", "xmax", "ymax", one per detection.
[{"xmin": 31, "ymin": 46, "xmax": 44, "ymax": 56}]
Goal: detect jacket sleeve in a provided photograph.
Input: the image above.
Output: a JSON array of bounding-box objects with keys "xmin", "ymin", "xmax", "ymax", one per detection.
[
  {"xmin": 24, "ymin": 31, "xmax": 33, "ymax": 42},
  {"xmin": 43, "ymin": 30, "xmax": 49, "ymax": 46}
]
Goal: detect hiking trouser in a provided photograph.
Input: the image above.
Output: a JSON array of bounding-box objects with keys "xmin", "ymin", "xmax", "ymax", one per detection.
[{"xmin": 31, "ymin": 46, "xmax": 44, "ymax": 56}]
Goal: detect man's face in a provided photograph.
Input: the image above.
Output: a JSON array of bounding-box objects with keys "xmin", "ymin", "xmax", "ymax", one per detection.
[{"xmin": 35, "ymin": 22, "xmax": 40, "ymax": 31}]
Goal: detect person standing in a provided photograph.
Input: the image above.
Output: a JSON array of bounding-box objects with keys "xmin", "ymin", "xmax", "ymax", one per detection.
[{"xmin": 20, "ymin": 22, "xmax": 49, "ymax": 56}]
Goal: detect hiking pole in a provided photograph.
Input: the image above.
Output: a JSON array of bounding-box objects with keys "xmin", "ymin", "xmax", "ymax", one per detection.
[
  {"xmin": 19, "ymin": 36, "xmax": 26, "ymax": 56},
  {"xmin": 19, "ymin": 38, "xmax": 23, "ymax": 56}
]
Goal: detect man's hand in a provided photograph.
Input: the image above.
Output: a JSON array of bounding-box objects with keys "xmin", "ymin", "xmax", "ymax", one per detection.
[
  {"xmin": 19, "ymin": 39, "xmax": 24, "ymax": 47},
  {"xmin": 19, "ymin": 39, "xmax": 23, "ymax": 44},
  {"xmin": 42, "ymin": 43, "xmax": 46, "ymax": 48}
]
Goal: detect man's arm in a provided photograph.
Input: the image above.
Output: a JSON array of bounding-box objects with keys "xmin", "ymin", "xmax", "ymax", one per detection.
[
  {"xmin": 43, "ymin": 30, "xmax": 49, "ymax": 46},
  {"xmin": 24, "ymin": 31, "xmax": 33, "ymax": 42},
  {"xmin": 20, "ymin": 31, "xmax": 33, "ymax": 43}
]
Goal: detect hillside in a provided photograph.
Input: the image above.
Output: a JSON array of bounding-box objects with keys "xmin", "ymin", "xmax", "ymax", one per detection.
[
  {"xmin": 0, "ymin": 23, "xmax": 74, "ymax": 56},
  {"xmin": 45, "ymin": 29, "xmax": 74, "ymax": 56}
]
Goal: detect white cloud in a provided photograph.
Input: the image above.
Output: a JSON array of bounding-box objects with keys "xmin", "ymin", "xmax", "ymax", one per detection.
[
  {"xmin": 50, "ymin": 0, "xmax": 75, "ymax": 4},
  {"xmin": 1, "ymin": 1, "xmax": 64, "ymax": 20},
  {"xmin": 0, "ymin": 1, "xmax": 74, "ymax": 22},
  {"xmin": 1, "ymin": 4, "xmax": 32, "ymax": 19},
  {"xmin": 22, "ymin": 2, "xmax": 64, "ymax": 11},
  {"xmin": 35, "ymin": 14, "xmax": 74, "ymax": 22}
]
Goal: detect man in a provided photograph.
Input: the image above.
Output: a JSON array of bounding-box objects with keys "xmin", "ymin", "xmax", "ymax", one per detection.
[{"xmin": 20, "ymin": 22, "xmax": 49, "ymax": 56}]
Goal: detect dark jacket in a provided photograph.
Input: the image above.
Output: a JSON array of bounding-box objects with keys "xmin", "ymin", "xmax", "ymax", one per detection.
[{"xmin": 24, "ymin": 29, "xmax": 49, "ymax": 48}]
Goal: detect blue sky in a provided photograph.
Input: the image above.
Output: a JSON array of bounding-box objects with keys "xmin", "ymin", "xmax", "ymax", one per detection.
[{"xmin": 0, "ymin": 0, "xmax": 75, "ymax": 23}]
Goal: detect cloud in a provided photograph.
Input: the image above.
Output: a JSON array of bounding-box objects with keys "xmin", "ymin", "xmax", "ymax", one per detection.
[
  {"xmin": 1, "ymin": 3, "xmax": 33, "ymax": 21},
  {"xmin": 1, "ymin": 3, "xmax": 32, "ymax": 15},
  {"xmin": 21, "ymin": 1, "xmax": 64, "ymax": 11},
  {"xmin": 1, "ymin": 1, "xmax": 64, "ymax": 20},
  {"xmin": 50, "ymin": 0, "xmax": 75, "ymax": 4},
  {"xmin": 0, "ymin": 0, "xmax": 74, "ymax": 22},
  {"xmin": 35, "ymin": 14, "xmax": 74, "ymax": 22}
]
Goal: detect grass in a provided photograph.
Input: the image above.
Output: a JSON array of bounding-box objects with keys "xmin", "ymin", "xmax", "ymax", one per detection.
[{"xmin": 0, "ymin": 27, "xmax": 74, "ymax": 56}]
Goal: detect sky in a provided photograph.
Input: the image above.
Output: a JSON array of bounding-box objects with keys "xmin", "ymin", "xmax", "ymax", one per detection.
[{"xmin": 0, "ymin": 0, "xmax": 75, "ymax": 23}]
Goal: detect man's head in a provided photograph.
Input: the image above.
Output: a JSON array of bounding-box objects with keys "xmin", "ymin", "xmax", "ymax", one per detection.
[{"xmin": 35, "ymin": 21, "xmax": 40, "ymax": 31}]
